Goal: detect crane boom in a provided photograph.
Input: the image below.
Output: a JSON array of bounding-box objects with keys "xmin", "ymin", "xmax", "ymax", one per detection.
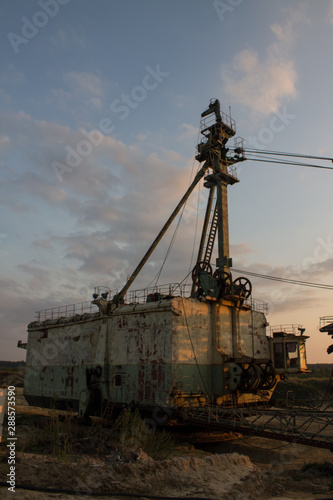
[{"xmin": 112, "ymin": 162, "xmax": 209, "ymax": 303}]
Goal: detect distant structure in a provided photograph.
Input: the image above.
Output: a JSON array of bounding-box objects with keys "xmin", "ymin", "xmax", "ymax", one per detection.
[{"xmin": 319, "ymin": 317, "xmax": 333, "ymax": 354}]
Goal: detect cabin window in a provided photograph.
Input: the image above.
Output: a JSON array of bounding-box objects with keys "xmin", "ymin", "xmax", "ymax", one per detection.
[
  {"xmin": 273, "ymin": 343, "xmax": 284, "ymax": 369},
  {"xmin": 286, "ymin": 342, "xmax": 299, "ymax": 369},
  {"xmin": 273, "ymin": 341, "xmax": 299, "ymax": 370}
]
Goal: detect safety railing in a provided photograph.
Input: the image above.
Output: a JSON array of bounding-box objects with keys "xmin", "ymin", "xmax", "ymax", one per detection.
[
  {"xmin": 125, "ymin": 283, "xmax": 192, "ymax": 304},
  {"xmin": 199, "ymin": 110, "xmax": 236, "ymax": 133},
  {"xmin": 34, "ymin": 286, "xmax": 269, "ymax": 321},
  {"xmin": 268, "ymin": 324, "xmax": 305, "ymax": 337},
  {"xmin": 320, "ymin": 316, "xmax": 333, "ymax": 329},
  {"xmin": 244, "ymin": 298, "xmax": 269, "ymax": 314},
  {"xmin": 34, "ymin": 284, "xmax": 192, "ymax": 321},
  {"xmin": 35, "ymin": 301, "xmax": 99, "ymax": 322}
]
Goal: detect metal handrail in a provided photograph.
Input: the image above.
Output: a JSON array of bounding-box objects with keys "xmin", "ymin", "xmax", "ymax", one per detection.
[
  {"xmin": 269, "ymin": 324, "xmax": 304, "ymax": 337},
  {"xmin": 35, "ymin": 286, "xmax": 269, "ymax": 322},
  {"xmin": 35, "ymin": 301, "xmax": 99, "ymax": 322},
  {"xmin": 320, "ymin": 316, "xmax": 333, "ymax": 328}
]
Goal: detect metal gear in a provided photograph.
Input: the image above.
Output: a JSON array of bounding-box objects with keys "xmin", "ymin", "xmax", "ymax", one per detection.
[
  {"xmin": 233, "ymin": 277, "xmax": 252, "ymax": 299},
  {"xmin": 192, "ymin": 261, "xmax": 213, "ymax": 284}
]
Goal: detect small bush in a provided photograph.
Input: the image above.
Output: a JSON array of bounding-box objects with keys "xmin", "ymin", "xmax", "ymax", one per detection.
[
  {"xmin": 114, "ymin": 408, "xmax": 175, "ymax": 460},
  {"xmin": 20, "ymin": 413, "xmax": 85, "ymax": 458}
]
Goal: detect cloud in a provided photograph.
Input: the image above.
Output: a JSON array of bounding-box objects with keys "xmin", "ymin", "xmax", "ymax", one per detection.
[
  {"xmin": 63, "ymin": 71, "xmax": 104, "ymax": 98},
  {"xmin": 90, "ymin": 97, "xmax": 102, "ymax": 108},
  {"xmin": 0, "ymin": 87, "xmax": 11, "ymax": 104},
  {"xmin": 221, "ymin": 48, "xmax": 298, "ymax": 116},
  {"xmin": 269, "ymin": 6, "xmax": 309, "ymax": 47},
  {"xmin": 173, "ymin": 94, "xmax": 196, "ymax": 108},
  {"xmin": 230, "ymin": 242, "xmax": 254, "ymax": 256},
  {"xmin": 17, "ymin": 264, "xmax": 50, "ymax": 291},
  {"xmin": 230, "ymin": 255, "xmax": 333, "ymax": 323},
  {"xmin": 328, "ymin": 0, "xmax": 333, "ymax": 25},
  {"xmin": 48, "ymin": 27, "xmax": 86, "ymax": 49},
  {"xmin": 178, "ymin": 123, "xmax": 199, "ymax": 141},
  {"xmin": 0, "ymin": 64, "xmax": 26, "ymax": 86},
  {"xmin": 0, "ymin": 270, "xmax": 91, "ymax": 360},
  {"xmin": 31, "ymin": 238, "xmax": 53, "ymax": 250},
  {"xmin": 220, "ymin": 7, "xmax": 308, "ymax": 116},
  {"xmin": 0, "ymin": 135, "xmax": 10, "ymax": 148},
  {"xmin": 46, "ymin": 72, "xmax": 105, "ymax": 113},
  {"xmin": 0, "ymin": 65, "xmax": 26, "ymax": 110},
  {"xmin": 46, "ymin": 88, "xmax": 73, "ymax": 111},
  {"xmin": 0, "ymin": 111, "xmax": 196, "ymax": 295}
]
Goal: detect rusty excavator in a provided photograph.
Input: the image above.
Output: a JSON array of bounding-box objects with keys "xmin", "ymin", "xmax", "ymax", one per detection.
[{"xmin": 19, "ymin": 100, "xmax": 333, "ymax": 449}]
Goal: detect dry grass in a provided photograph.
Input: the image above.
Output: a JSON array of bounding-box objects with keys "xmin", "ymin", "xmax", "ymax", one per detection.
[
  {"xmin": 114, "ymin": 408, "xmax": 175, "ymax": 460},
  {"xmin": 272, "ymin": 364, "xmax": 333, "ymax": 407}
]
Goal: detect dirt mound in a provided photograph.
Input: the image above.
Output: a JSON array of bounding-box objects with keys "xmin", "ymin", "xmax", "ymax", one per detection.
[
  {"xmin": 0, "ymin": 450, "xmax": 265, "ymax": 499},
  {"xmin": 111, "ymin": 452, "xmax": 264, "ymax": 499}
]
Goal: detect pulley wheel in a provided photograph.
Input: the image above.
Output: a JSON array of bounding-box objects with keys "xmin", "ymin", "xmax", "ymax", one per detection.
[
  {"xmin": 260, "ymin": 363, "xmax": 276, "ymax": 390},
  {"xmin": 240, "ymin": 363, "xmax": 261, "ymax": 392},
  {"xmin": 233, "ymin": 277, "xmax": 252, "ymax": 299},
  {"xmin": 192, "ymin": 261, "xmax": 212, "ymax": 283}
]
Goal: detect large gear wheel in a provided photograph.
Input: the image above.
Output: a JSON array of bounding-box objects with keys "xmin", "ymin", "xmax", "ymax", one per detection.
[
  {"xmin": 233, "ymin": 277, "xmax": 252, "ymax": 299},
  {"xmin": 259, "ymin": 362, "xmax": 276, "ymax": 390},
  {"xmin": 192, "ymin": 261, "xmax": 212, "ymax": 284},
  {"xmin": 240, "ymin": 363, "xmax": 262, "ymax": 392}
]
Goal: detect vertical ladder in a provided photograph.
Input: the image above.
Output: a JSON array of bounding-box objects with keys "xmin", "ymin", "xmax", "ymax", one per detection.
[{"xmin": 202, "ymin": 201, "xmax": 218, "ymax": 265}]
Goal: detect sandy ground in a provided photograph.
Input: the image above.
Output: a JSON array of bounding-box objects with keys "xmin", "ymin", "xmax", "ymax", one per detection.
[{"xmin": 1, "ymin": 387, "xmax": 333, "ymax": 500}]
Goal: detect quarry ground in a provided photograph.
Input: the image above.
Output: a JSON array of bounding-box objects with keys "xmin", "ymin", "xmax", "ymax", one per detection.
[{"xmin": 0, "ymin": 386, "xmax": 333, "ymax": 500}]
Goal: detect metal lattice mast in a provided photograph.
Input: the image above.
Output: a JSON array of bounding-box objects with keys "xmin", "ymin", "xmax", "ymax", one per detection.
[{"xmin": 191, "ymin": 99, "xmax": 246, "ymax": 297}]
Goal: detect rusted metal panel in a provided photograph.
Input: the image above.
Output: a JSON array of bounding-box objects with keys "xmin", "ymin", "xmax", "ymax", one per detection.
[
  {"xmin": 25, "ymin": 302, "xmax": 177, "ymax": 411},
  {"xmin": 170, "ymin": 297, "xmax": 268, "ymax": 362},
  {"xmin": 237, "ymin": 309, "xmax": 270, "ymax": 360},
  {"xmin": 24, "ymin": 295, "xmax": 291, "ymax": 414},
  {"xmin": 171, "ymin": 298, "xmax": 212, "ymax": 365}
]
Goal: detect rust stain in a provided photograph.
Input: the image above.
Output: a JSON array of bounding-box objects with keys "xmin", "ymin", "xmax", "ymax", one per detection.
[
  {"xmin": 41, "ymin": 329, "xmax": 48, "ymax": 339},
  {"xmin": 117, "ymin": 316, "xmax": 128, "ymax": 329},
  {"xmin": 37, "ymin": 329, "xmax": 48, "ymax": 342},
  {"xmin": 137, "ymin": 333, "xmax": 144, "ymax": 362},
  {"xmin": 145, "ymin": 371, "xmax": 151, "ymax": 401},
  {"xmin": 138, "ymin": 365, "xmax": 144, "ymax": 400},
  {"xmin": 64, "ymin": 366, "xmax": 74, "ymax": 395},
  {"xmin": 151, "ymin": 363, "xmax": 157, "ymax": 382}
]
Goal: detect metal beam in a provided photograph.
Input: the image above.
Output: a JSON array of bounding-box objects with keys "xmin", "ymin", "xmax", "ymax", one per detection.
[{"xmin": 181, "ymin": 405, "xmax": 333, "ymax": 451}]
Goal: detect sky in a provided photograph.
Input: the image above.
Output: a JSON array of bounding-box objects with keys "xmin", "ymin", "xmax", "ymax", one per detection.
[{"xmin": 1, "ymin": 0, "xmax": 333, "ymax": 362}]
